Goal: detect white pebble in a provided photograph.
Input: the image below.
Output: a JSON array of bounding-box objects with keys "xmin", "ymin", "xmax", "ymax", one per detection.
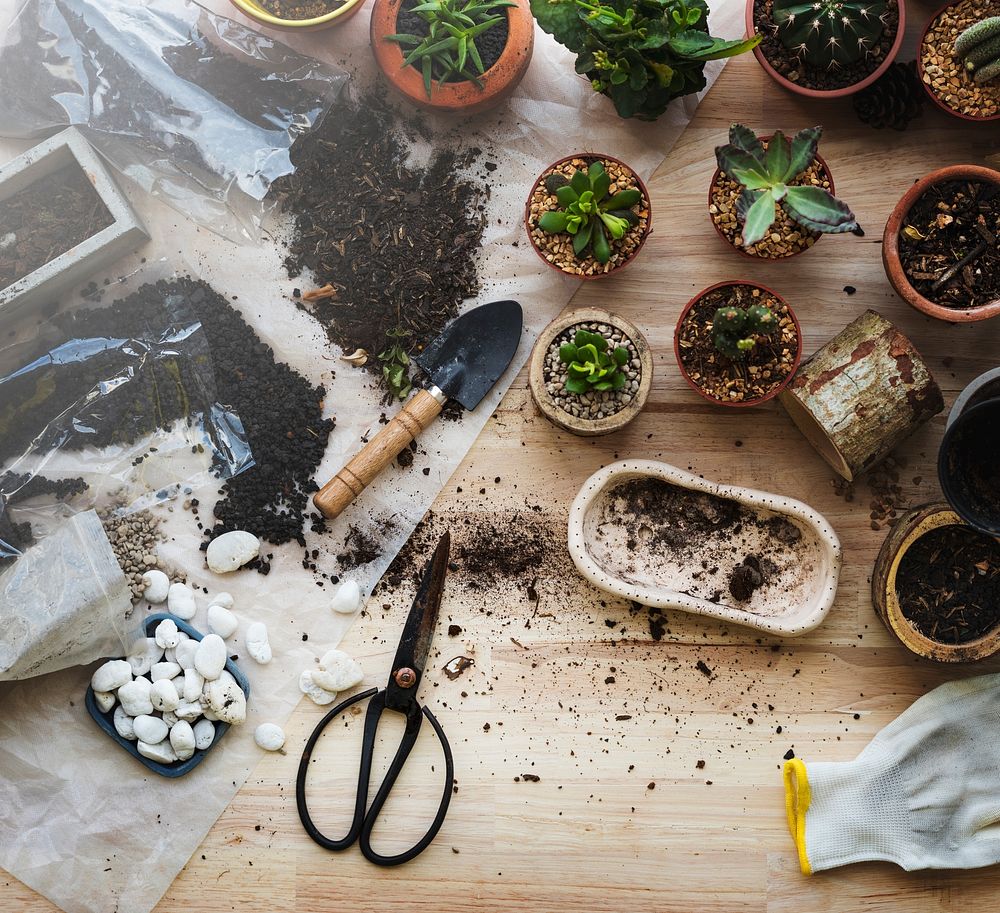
[
  {"xmin": 150, "ymin": 661, "xmax": 181, "ymax": 682},
  {"xmin": 204, "ymin": 678, "xmax": 246, "ymax": 725},
  {"xmin": 208, "ymin": 592, "xmax": 234, "ymax": 609},
  {"xmin": 183, "ymin": 668, "xmax": 205, "ymax": 702},
  {"xmin": 126, "ymin": 638, "xmax": 162, "ymax": 676},
  {"xmin": 246, "ymin": 622, "xmax": 272, "ymax": 665},
  {"xmin": 91, "ymin": 660, "xmax": 132, "ymax": 693},
  {"xmin": 313, "ymin": 649, "xmax": 364, "ymax": 693},
  {"xmin": 154, "ymin": 619, "xmax": 179, "ymax": 649},
  {"xmin": 206, "ymin": 531, "xmax": 260, "ymax": 574},
  {"xmin": 94, "ymin": 691, "xmax": 116, "ymax": 714},
  {"xmin": 193, "ymin": 718, "xmax": 216, "ymax": 750},
  {"xmin": 150, "ymin": 678, "xmax": 180, "ymax": 713},
  {"xmin": 117, "ymin": 677, "xmax": 153, "ymax": 716},
  {"xmin": 167, "ymin": 582, "xmax": 197, "ymax": 620},
  {"xmin": 194, "ymin": 634, "xmax": 227, "ymax": 681},
  {"xmin": 207, "ymin": 603, "xmax": 238, "ymax": 639},
  {"xmin": 299, "ymin": 669, "xmax": 337, "ymax": 705},
  {"xmin": 142, "ymin": 570, "xmax": 170, "ymax": 604},
  {"xmin": 254, "ymin": 723, "xmax": 286, "ymax": 752},
  {"xmin": 175, "ymin": 639, "xmax": 198, "ymax": 670},
  {"xmin": 162, "ymin": 710, "xmax": 179, "ymax": 727},
  {"xmin": 169, "ymin": 720, "xmax": 196, "ymax": 761},
  {"xmin": 330, "ymin": 580, "xmax": 362, "ymax": 615},
  {"xmin": 174, "ymin": 701, "xmax": 203, "ymax": 723},
  {"xmin": 201, "ymin": 705, "xmax": 220, "ymax": 722},
  {"xmin": 133, "ymin": 715, "xmax": 169, "ymax": 745},
  {"xmin": 137, "ymin": 740, "xmax": 178, "ymax": 764},
  {"xmin": 113, "ymin": 705, "xmax": 136, "ymax": 740}
]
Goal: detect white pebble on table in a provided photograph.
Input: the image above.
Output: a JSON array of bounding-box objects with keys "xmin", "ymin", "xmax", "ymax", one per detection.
[
  {"xmin": 174, "ymin": 701, "xmax": 203, "ymax": 723},
  {"xmin": 91, "ymin": 660, "xmax": 132, "ymax": 694},
  {"xmin": 254, "ymin": 723, "xmax": 285, "ymax": 752},
  {"xmin": 126, "ymin": 638, "xmax": 162, "ymax": 676},
  {"xmin": 208, "ymin": 592, "xmax": 234, "ymax": 610},
  {"xmin": 137, "ymin": 740, "xmax": 177, "ymax": 764},
  {"xmin": 133, "ymin": 715, "xmax": 168, "ymax": 745},
  {"xmin": 246, "ymin": 622, "xmax": 272, "ymax": 665},
  {"xmin": 141, "ymin": 569, "xmax": 170, "ymax": 604},
  {"xmin": 183, "ymin": 668, "xmax": 205, "ymax": 702},
  {"xmin": 174, "ymin": 639, "xmax": 198, "ymax": 670},
  {"xmin": 150, "ymin": 679, "xmax": 180, "ymax": 713},
  {"xmin": 206, "ymin": 530, "xmax": 260, "ymax": 574},
  {"xmin": 207, "ymin": 604, "xmax": 238, "ymax": 639},
  {"xmin": 118, "ymin": 678, "xmax": 153, "ymax": 717},
  {"xmin": 113, "ymin": 706, "xmax": 136, "ymax": 740},
  {"xmin": 150, "ymin": 661, "xmax": 180, "ymax": 682},
  {"xmin": 94, "ymin": 691, "xmax": 116, "ymax": 714},
  {"xmin": 154, "ymin": 619, "xmax": 179, "ymax": 649},
  {"xmin": 193, "ymin": 718, "xmax": 216, "ymax": 750},
  {"xmin": 169, "ymin": 721, "xmax": 196, "ymax": 761},
  {"xmin": 313, "ymin": 649, "xmax": 364, "ymax": 693},
  {"xmin": 330, "ymin": 579, "xmax": 362, "ymax": 615},
  {"xmin": 204, "ymin": 678, "xmax": 246, "ymax": 725},
  {"xmin": 299, "ymin": 669, "xmax": 337, "ymax": 705},
  {"xmin": 194, "ymin": 634, "xmax": 227, "ymax": 681},
  {"xmin": 167, "ymin": 583, "xmax": 197, "ymax": 620}
]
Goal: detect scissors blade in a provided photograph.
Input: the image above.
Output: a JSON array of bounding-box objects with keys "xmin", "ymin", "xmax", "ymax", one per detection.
[{"xmin": 384, "ymin": 532, "xmax": 450, "ymax": 711}]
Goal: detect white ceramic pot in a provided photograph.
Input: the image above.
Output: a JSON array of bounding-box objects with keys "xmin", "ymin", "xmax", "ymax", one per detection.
[{"xmin": 567, "ymin": 460, "xmax": 842, "ymax": 636}]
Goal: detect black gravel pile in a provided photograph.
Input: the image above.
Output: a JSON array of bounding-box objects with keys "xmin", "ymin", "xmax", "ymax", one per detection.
[{"xmin": 0, "ymin": 473, "xmax": 87, "ymax": 565}]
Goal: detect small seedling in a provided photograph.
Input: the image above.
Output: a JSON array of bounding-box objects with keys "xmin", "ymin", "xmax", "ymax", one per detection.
[
  {"xmin": 378, "ymin": 327, "xmax": 413, "ymax": 400},
  {"xmin": 715, "ymin": 124, "xmax": 859, "ymax": 248},
  {"xmin": 537, "ymin": 161, "xmax": 642, "ymax": 264},
  {"xmin": 955, "ymin": 17, "xmax": 1000, "ymax": 85},
  {"xmin": 559, "ymin": 328, "xmax": 630, "ymax": 393},
  {"xmin": 712, "ymin": 304, "xmax": 777, "ymax": 358}
]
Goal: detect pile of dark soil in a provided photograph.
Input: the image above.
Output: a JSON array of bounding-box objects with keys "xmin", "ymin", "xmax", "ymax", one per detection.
[
  {"xmin": 396, "ymin": 0, "xmax": 509, "ymax": 80},
  {"xmin": 255, "ymin": 0, "xmax": 346, "ymax": 19},
  {"xmin": 897, "ymin": 524, "xmax": 1000, "ymax": 643},
  {"xmin": 0, "ymin": 473, "xmax": 87, "ymax": 565},
  {"xmin": 0, "ymin": 166, "xmax": 113, "ymax": 290},
  {"xmin": 898, "ymin": 180, "xmax": 1000, "ymax": 310}
]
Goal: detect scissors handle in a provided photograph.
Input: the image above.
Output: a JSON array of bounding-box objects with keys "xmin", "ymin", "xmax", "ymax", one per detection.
[{"xmin": 296, "ymin": 688, "xmax": 454, "ymax": 866}]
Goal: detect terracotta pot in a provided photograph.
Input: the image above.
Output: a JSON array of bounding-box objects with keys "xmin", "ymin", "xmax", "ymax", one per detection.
[
  {"xmin": 745, "ymin": 0, "xmax": 906, "ymax": 98},
  {"xmin": 917, "ymin": 2, "xmax": 1000, "ymax": 122},
  {"xmin": 673, "ymin": 281, "xmax": 802, "ymax": 408},
  {"xmin": 524, "ymin": 153, "xmax": 653, "ymax": 281},
  {"xmin": 370, "ymin": 0, "xmax": 533, "ymax": 115},
  {"xmin": 229, "ymin": 0, "xmax": 368, "ymax": 30},
  {"xmin": 882, "ymin": 164, "xmax": 1000, "ymax": 322},
  {"xmin": 708, "ymin": 141, "xmax": 835, "ymax": 261},
  {"xmin": 528, "ymin": 308, "xmax": 653, "ymax": 436},
  {"xmin": 872, "ymin": 503, "xmax": 1000, "ymax": 662}
]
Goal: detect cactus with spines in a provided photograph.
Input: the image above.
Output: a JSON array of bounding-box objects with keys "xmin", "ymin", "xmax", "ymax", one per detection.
[
  {"xmin": 955, "ymin": 17, "xmax": 1000, "ymax": 85},
  {"xmin": 772, "ymin": 0, "xmax": 888, "ymax": 69}
]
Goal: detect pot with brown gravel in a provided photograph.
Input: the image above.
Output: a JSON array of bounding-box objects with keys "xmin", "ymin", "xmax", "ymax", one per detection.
[
  {"xmin": 529, "ymin": 308, "xmax": 652, "ymax": 436},
  {"xmin": 883, "ymin": 164, "xmax": 1000, "ymax": 321},
  {"xmin": 525, "ymin": 154, "xmax": 651, "ymax": 280},
  {"xmin": 370, "ymin": 0, "xmax": 534, "ymax": 115},
  {"xmin": 917, "ymin": 1, "xmax": 1000, "ymax": 121},
  {"xmin": 674, "ymin": 281, "xmax": 801, "ymax": 408}
]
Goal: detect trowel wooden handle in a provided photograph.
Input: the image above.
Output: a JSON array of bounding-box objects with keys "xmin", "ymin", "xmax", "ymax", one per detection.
[{"xmin": 313, "ymin": 388, "xmax": 444, "ymax": 520}]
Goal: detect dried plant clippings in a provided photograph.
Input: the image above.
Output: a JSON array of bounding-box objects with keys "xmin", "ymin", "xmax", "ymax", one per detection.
[
  {"xmin": 302, "ymin": 284, "xmax": 338, "ymax": 302},
  {"xmin": 443, "ymin": 655, "xmax": 475, "ymax": 680},
  {"xmin": 340, "ymin": 348, "xmax": 369, "ymax": 366}
]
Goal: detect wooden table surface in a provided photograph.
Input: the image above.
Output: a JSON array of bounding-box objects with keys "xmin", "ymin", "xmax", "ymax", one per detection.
[{"xmin": 5, "ymin": 4, "xmax": 1000, "ymax": 909}]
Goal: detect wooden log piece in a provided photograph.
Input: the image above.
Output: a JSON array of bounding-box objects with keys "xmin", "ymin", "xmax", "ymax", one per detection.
[{"xmin": 777, "ymin": 309, "xmax": 943, "ymax": 481}]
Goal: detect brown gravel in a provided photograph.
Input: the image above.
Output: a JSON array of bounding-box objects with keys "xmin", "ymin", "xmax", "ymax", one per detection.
[
  {"xmin": 254, "ymin": 0, "xmax": 346, "ymax": 18},
  {"xmin": 920, "ymin": 0, "xmax": 1000, "ymax": 118},
  {"xmin": 527, "ymin": 157, "xmax": 649, "ymax": 277}
]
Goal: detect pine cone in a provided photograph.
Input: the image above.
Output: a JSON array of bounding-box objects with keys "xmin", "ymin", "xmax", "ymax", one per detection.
[{"xmin": 853, "ymin": 61, "xmax": 925, "ymax": 131}]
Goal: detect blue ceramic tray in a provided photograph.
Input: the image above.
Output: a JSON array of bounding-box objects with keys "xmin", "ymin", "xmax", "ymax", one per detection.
[{"xmin": 86, "ymin": 612, "xmax": 250, "ymax": 778}]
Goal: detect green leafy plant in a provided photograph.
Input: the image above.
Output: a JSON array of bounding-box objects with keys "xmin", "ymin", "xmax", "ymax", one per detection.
[
  {"xmin": 378, "ymin": 327, "xmax": 413, "ymax": 400},
  {"xmin": 537, "ymin": 160, "xmax": 642, "ymax": 263},
  {"xmin": 773, "ymin": 0, "xmax": 887, "ymax": 69},
  {"xmin": 386, "ymin": 0, "xmax": 516, "ymax": 97},
  {"xmin": 559, "ymin": 329, "xmax": 630, "ymax": 393},
  {"xmin": 955, "ymin": 17, "xmax": 1000, "ymax": 85},
  {"xmin": 714, "ymin": 124, "xmax": 859, "ymax": 249},
  {"xmin": 529, "ymin": 0, "xmax": 761, "ymax": 120},
  {"xmin": 712, "ymin": 304, "xmax": 777, "ymax": 358}
]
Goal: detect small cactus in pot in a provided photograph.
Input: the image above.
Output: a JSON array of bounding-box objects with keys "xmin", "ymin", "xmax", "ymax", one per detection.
[
  {"xmin": 712, "ymin": 303, "xmax": 778, "ymax": 358},
  {"xmin": 955, "ymin": 16, "xmax": 1000, "ymax": 85},
  {"xmin": 772, "ymin": 0, "xmax": 888, "ymax": 68}
]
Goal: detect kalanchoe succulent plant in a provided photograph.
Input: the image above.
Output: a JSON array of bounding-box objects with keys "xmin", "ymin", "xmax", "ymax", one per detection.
[
  {"xmin": 773, "ymin": 0, "xmax": 888, "ymax": 69},
  {"xmin": 386, "ymin": 0, "xmax": 516, "ymax": 98},
  {"xmin": 538, "ymin": 161, "xmax": 643, "ymax": 264},
  {"xmin": 559, "ymin": 329, "xmax": 630, "ymax": 393},
  {"xmin": 955, "ymin": 17, "xmax": 1000, "ymax": 85},
  {"xmin": 712, "ymin": 304, "xmax": 777, "ymax": 358},
  {"xmin": 715, "ymin": 124, "xmax": 859, "ymax": 249},
  {"xmin": 530, "ymin": 0, "xmax": 761, "ymax": 120}
]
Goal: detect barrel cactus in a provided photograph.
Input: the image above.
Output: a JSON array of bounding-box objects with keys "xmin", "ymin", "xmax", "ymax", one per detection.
[
  {"xmin": 955, "ymin": 17, "xmax": 1000, "ymax": 85},
  {"xmin": 772, "ymin": 0, "xmax": 888, "ymax": 68}
]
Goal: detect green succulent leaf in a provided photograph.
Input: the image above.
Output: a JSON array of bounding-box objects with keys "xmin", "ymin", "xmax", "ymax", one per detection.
[
  {"xmin": 785, "ymin": 126, "xmax": 822, "ymax": 181},
  {"xmin": 765, "ymin": 131, "xmax": 791, "ymax": 183},
  {"xmin": 715, "ymin": 146, "xmax": 771, "ymax": 190},
  {"xmin": 538, "ymin": 210, "xmax": 570, "ymax": 233},
  {"xmin": 613, "ymin": 346, "xmax": 629, "ymax": 365},
  {"xmin": 559, "ymin": 343, "xmax": 579, "ymax": 363},
  {"xmin": 565, "ymin": 376, "xmax": 590, "ymax": 394},
  {"xmin": 573, "ymin": 219, "xmax": 594, "ymax": 255},
  {"xmin": 729, "ymin": 123, "xmax": 766, "ymax": 161},
  {"xmin": 741, "ymin": 191, "xmax": 777, "ymax": 247},
  {"xmin": 612, "ymin": 371, "xmax": 627, "ymax": 391},
  {"xmin": 570, "ymin": 168, "xmax": 591, "ymax": 196},
  {"xmin": 556, "ymin": 184, "xmax": 580, "ymax": 207},
  {"xmin": 605, "ymin": 188, "xmax": 642, "ymax": 209},
  {"xmin": 592, "ymin": 222, "xmax": 611, "ymax": 264},
  {"xmin": 783, "ymin": 185, "xmax": 858, "ymax": 233},
  {"xmin": 600, "ymin": 212, "xmax": 630, "ymax": 239}
]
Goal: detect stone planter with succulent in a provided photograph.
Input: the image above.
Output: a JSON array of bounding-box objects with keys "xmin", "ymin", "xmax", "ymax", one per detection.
[
  {"xmin": 709, "ymin": 124, "xmax": 860, "ymax": 260},
  {"xmin": 525, "ymin": 154, "xmax": 651, "ymax": 278}
]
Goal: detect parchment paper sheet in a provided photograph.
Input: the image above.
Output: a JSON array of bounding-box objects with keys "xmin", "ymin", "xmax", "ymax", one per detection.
[{"xmin": 0, "ymin": 0, "xmax": 743, "ymax": 909}]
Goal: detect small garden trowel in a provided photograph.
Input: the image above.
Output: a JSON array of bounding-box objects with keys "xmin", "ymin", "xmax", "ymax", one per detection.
[{"xmin": 313, "ymin": 299, "xmax": 523, "ymax": 520}]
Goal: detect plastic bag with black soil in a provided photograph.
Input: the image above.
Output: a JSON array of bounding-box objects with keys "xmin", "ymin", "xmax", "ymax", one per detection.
[{"xmin": 0, "ymin": 0, "xmax": 348, "ymax": 242}]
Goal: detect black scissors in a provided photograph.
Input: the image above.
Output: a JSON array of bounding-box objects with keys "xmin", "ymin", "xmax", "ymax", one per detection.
[{"xmin": 296, "ymin": 532, "xmax": 454, "ymax": 866}]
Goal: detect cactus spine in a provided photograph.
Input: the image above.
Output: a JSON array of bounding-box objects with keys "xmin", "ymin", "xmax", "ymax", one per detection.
[
  {"xmin": 772, "ymin": 0, "xmax": 888, "ymax": 68},
  {"xmin": 955, "ymin": 17, "xmax": 1000, "ymax": 84}
]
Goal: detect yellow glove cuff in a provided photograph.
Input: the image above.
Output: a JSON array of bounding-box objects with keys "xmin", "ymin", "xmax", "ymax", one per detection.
[{"xmin": 783, "ymin": 758, "xmax": 812, "ymax": 875}]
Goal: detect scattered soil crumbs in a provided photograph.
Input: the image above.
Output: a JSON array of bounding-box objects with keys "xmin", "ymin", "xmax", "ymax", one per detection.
[
  {"xmin": 397, "ymin": 0, "xmax": 509, "ymax": 77},
  {"xmin": 255, "ymin": 0, "xmax": 346, "ymax": 19},
  {"xmin": 753, "ymin": 0, "xmax": 900, "ymax": 92},
  {"xmin": 897, "ymin": 524, "xmax": 1000, "ymax": 643},
  {"xmin": 677, "ymin": 284, "xmax": 798, "ymax": 403},
  {"xmin": 832, "ymin": 455, "xmax": 919, "ymax": 531},
  {"xmin": 273, "ymin": 90, "xmax": 489, "ymax": 399},
  {"xmin": 898, "ymin": 179, "xmax": 1000, "ymax": 310},
  {"xmin": 0, "ymin": 166, "xmax": 113, "ymax": 290}
]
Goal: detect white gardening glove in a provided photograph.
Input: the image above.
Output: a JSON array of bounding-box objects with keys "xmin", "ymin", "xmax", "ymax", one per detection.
[{"xmin": 784, "ymin": 673, "xmax": 1000, "ymax": 874}]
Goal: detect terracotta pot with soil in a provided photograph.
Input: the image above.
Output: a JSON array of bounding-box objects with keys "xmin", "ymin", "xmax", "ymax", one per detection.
[
  {"xmin": 370, "ymin": 0, "xmax": 533, "ymax": 115},
  {"xmin": 883, "ymin": 165, "xmax": 1000, "ymax": 321},
  {"xmin": 529, "ymin": 308, "xmax": 652, "ymax": 436},
  {"xmin": 229, "ymin": 0, "xmax": 368, "ymax": 29},
  {"xmin": 567, "ymin": 460, "xmax": 842, "ymax": 636},
  {"xmin": 918, "ymin": 0, "xmax": 1000, "ymax": 121},
  {"xmin": 872, "ymin": 503, "xmax": 1000, "ymax": 662},
  {"xmin": 747, "ymin": 0, "xmax": 905, "ymax": 98},
  {"xmin": 525, "ymin": 154, "xmax": 651, "ymax": 280},
  {"xmin": 939, "ymin": 398, "xmax": 1000, "ymax": 535},
  {"xmin": 674, "ymin": 281, "xmax": 801, "ymax": 407}
]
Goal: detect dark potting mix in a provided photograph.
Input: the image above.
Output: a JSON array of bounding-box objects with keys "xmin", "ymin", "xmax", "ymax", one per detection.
[
  {"xmin": 254, "ymin": 0, "xmax": 347, "ymax": 18},
  {"xmin": 0, "ymin": 166, "xmax": 113, "ymax": 290},
  {"xmin": 898, "ymin": 180, "xmax": 1000, "ymax": 310},
  {"xmin": 396, "ymin": 0, "xmax": 510, "ymax": 77},
  {"xmin": 896, "ymin": 524, "xmax": 1000, "ymax": 644}
]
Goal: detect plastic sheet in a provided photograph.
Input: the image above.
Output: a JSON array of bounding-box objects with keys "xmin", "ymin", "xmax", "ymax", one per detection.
[{"xmin": 0, "ymin": 0, "xmax": 348, "ymax": 241}]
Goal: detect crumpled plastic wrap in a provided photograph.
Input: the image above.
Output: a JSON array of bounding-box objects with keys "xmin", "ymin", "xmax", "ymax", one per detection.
[{"xmin": 0, "ymin": 0, "xmax": 348, "ymax": 241}]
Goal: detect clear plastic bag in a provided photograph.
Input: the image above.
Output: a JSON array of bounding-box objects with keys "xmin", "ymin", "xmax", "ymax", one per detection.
[{"xmin": 0, "ymin": 0, "xmax": 349, "ymax": 242}]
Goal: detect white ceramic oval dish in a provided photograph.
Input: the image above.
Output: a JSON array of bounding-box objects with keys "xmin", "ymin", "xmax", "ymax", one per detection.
[{"xmin": 567, "ymin": 460, "xmax": 842, "ymax": 636}]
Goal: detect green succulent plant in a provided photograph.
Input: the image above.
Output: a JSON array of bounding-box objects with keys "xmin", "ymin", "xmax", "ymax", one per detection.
[
  {"xmin": 537, "ymin": 161, "xmax": 643, "ymax": 263},
  {"xmin": 712, "ymin": 304, "xmax": 778, "ymax": 359},
  {"xmin": 559, "ymin": 329, "xmax": 630, "ymax": 393},
  {"xmin": 529, "ymin": 0, "xmax": 761, "ymax": 120},
  {"xmin": 714, "ymin": 124, "xmax": 859, "ymax": 249},
  {"xmin": 385, "ymin": 0, "xmax": 516, "ymax": 97},
  {"xmin": 955, "ymin": 17, "xmax": 1000, "ymax": 85},
  {"xmin": 772, "ymin": 0, "xmax": 888, "ymax": 69}
]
